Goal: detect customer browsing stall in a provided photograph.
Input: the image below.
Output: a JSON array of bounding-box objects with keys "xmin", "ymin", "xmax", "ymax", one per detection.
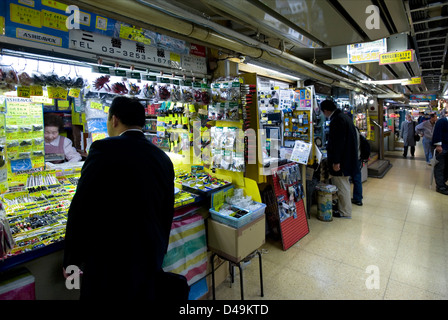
[
  {"xmin": 44, "ymin": 114, "xmax": 82, "ymax": 163},
  {"xmin": 63, "ymin": 96, "xmax": 178, "ymax": 300},
  {"xmin": 320, "ymin": 100, "xmax": 360, "ymax": 218}
]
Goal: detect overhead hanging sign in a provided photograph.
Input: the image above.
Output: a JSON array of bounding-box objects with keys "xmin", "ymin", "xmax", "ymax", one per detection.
[
  {"xmin": 410, "ymin": 94, "xmax": 437, "ymax": 101},
  {"xmin": 379, "ymin": 49, "xmax": 414, "ymax": 65},
  {"xmin": 347, "ymin": 38, "xmax": 387, "ymax": 64},
  {"xmin": 402, "ymin": 77, "xmax": 421, "ymax": 86}
]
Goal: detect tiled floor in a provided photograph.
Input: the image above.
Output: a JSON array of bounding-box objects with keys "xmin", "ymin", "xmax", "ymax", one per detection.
[{"xmin": 213, "ymin": 143, "xmax": 448, "ymax": 300}]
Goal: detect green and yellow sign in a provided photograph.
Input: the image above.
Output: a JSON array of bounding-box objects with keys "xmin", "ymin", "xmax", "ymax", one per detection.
[{"xmin": 379, "ymin": 50, "xmax": 414, "ymax": 65}]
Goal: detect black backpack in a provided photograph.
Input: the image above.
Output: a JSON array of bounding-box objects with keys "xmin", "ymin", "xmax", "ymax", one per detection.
[{"xmin": 359, "ymin": 133, "xmax": 371, "ymax": 162}]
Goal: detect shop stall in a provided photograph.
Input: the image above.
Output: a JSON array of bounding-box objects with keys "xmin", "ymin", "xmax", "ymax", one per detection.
[{"xmin": 0, "ymin": 0, "xmax": 319, "ymax": 300}]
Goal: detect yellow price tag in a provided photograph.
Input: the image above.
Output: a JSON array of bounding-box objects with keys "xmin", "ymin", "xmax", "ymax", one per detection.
[
  {"xmin": 58, "ymin": 100, "xmax": 70, "ymax": 110},
  {"xmin": 30, "ymin": 85, "xmax": 43, "ymax": 96},
  {"xmin": 17, "ymin": 86, "xmax": 30, "ymax": 98},
  {"xmin": 47, "ymin": 87, "xmax": 68, "ymax": 100},
  {"xmin": 170, "ymin": 52, "xmax": 181, "ymax": 63},
  {"xmin": 68, "ymin": 88, "xmax": 81, "ymax": 98},
  {"xmin": 90, "ymin": 102, "xmax": 103, "ymax": 110}
]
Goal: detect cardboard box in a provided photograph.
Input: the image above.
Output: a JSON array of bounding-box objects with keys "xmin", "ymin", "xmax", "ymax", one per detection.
[{"xmin": 207, "ymin": 214, "xmax": 265, "ymax": 263}]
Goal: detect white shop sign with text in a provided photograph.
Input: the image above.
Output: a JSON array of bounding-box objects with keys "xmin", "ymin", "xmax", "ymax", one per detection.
[{"xmin": 68, "ymin": 30, "xmax": 206, "ymax": 74}]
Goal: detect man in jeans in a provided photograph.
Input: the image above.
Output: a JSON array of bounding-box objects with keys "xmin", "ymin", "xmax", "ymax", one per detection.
[
  {"xmin": 415, "ymin": 113, "xmax": 437, "ymax": 165},
  {"xmin": 432, "ymin": 116, "xmax": 448, "ymax": 195}
]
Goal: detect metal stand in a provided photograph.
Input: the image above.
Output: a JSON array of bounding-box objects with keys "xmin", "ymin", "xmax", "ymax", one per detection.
[{"xmin": 211, "ymin": 250, "xmax": 264, "ymax": 300}]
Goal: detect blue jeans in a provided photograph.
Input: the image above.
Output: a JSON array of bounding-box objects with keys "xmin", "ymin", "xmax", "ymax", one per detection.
[
  {"xmin": 352, "ymin": 168, "xmax": 363, "ymax": 202},
  {"xmin": 422, "ymin": 137, "xmax": 434, "ymax": 163}
]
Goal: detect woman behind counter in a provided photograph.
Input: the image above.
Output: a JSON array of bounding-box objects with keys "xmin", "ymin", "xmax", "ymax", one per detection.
[{"xmin": 44, "ymin": 114, "xmax": 82, "ymax": 163}]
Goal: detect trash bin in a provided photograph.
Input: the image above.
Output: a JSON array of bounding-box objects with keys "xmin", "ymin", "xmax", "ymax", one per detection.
[{"xmin": 315, "ymin": 184, "xmax": 338, "ymax": 221}]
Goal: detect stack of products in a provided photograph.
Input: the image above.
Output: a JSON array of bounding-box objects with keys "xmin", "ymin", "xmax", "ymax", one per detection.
[
  {"xmin": 0, "ymin": 183, "xmax": 74, "ymax": 257},
  {"xmin": 210, "ymin": 126, "xmax": 245, "ymax": 172},
  {"xmin": 210, "ymin": 187, "xmax": 266, "ymax": 228},
  {"xmin": 174, "ymin": 190, "xmax": 198, "ymax": 208},
  {"xmin": 175, "ymin": 169, "xmax": 231, "ymax": 195}
]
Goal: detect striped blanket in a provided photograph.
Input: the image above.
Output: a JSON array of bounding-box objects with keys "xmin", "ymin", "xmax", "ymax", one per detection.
[{"xmin": 162, "ymin": 214, "xmax": 207, "ymax": 286}]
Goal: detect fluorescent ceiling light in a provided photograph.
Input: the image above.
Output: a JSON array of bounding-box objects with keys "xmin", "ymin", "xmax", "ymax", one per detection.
[
  {"xmin": 360, "ymin": 79, "xmax": 409, "ymax": 85},
  {"xmin": 244, "ymin": 63, "xmax": 302, "ymax": 81}
]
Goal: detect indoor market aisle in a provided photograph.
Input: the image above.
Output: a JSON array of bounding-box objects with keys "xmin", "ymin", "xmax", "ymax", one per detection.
[{"xmin": 212, "ymin": 142, "xmax": 448, "ymax": 300}]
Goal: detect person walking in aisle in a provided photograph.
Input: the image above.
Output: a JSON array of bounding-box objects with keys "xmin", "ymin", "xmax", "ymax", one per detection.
[
  {"xmin": 415, "ymin": 113, "xmax": 437, "ymax": 165},
  {"xmin": 320, "ymin": 100, "xmax": 360, "ymax": 218},
  {"xmin": 432, "ymin": 116, "xmax": 448, "ymax": 195},
  {"xmin": 400, "ymin": 113, "xmax": 417, "ymax": 158},
  {"xmin": 63, "ymin": 96, "xmax": 176, "ymax": 299}
]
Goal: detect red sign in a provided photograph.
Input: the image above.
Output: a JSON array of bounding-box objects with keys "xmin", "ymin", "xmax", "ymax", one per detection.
[{"xmin": 190, "ymin": 43, "xmax": 206, "ymax": 57}]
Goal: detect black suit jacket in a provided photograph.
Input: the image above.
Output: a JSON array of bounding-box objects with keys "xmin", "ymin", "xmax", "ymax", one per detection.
[
  {"xmin": 63, "ymin": 130, "xmax": 174, "ymax": 299},
  {"xmin": 327, "ymin": 109, "xmax": 360, "ymax": 177}
]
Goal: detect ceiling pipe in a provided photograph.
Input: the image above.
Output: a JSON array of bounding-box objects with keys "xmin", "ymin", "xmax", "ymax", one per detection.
[
  {"xmin": 67, "ymin": 0, "xmax": 383, "ymax": 93},
  {"xmin": 136, "ymin": 0, "xmax": 381, "ymax": 92}
]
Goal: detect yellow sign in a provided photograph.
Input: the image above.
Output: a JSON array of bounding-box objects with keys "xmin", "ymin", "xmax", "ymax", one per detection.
[
  {"xmin": 119, "ymin": 25, "xmax": 151, "ymax": 44},
  {"xmin": 402, "ymin": 77, "xmax": 422, "ymax": 86},
  {"xmin": 42, "ymin": 0, "xmax": 68, "ymax": 11},
  {"xmin": 0, "ymin": 16, "xmax": 5, "ymax": 35},
  {"xmin": 379, "ymin": 50, "xmax": 414, "ymax": 65},
  {"xmin": 170, "ymin": 52, "xmax": 181, "ymax": 63},
  {"xmin": 17, "ymin": 86, "xmax": 31, "ymax": 98},
  {"xmin": 41, "ymin": 9, "xmax": 68, "ymax": 32},
  {"xmin": 30, "ymin": 85, "xmax": 43, "ymax": 96},
  {"xmin": 47, "ymin": 86, "xmax": 68, "ymax": 100},
  {"xmin": 10, "ymin": 3, "xmax": 41, "ymax": 28},
  {"xmin": 90, "ymin": 102, "xmax": 103, "ymax": 111},
  {"xmin": 68, "ymin": 88, "xmax": 81, "ymax": 98}
]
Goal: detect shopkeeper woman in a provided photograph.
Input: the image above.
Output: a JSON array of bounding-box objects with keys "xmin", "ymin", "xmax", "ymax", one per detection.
[{"xmin": 44, "ymin": 114, "xmax": 82, "ymax": 163}]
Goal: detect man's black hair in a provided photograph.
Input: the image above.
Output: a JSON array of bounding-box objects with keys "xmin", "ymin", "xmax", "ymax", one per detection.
[
  {"xmin": 320, "ymin": 99, "xmax": 337, "ymax": 112},
  {"xmin": 109, "ymin": 96, "xmax": 146, "ymax": 128}
]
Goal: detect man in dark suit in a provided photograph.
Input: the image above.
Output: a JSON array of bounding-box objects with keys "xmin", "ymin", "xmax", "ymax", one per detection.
[
  {"xmin": 63, "ymin": 96, "xmax": 175, "ymax": 299},
  {"xmin": 321, "ymin": 100, "xmax": 360, "ymax": 218}
]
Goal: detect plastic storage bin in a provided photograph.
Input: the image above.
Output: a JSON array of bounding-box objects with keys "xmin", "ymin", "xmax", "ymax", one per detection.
[
  {"xmin": 209, "ymin": 202, "xmax": 266, "ymax": 228},
  {"xmin": 315, "ymin": 183, "xmax": 337, "ymax": 222}
]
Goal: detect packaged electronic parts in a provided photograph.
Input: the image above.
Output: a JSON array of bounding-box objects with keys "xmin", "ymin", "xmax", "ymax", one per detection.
[{"xmin": 210, "ymin": 126, "xmax": 244, "ymax": 172}]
